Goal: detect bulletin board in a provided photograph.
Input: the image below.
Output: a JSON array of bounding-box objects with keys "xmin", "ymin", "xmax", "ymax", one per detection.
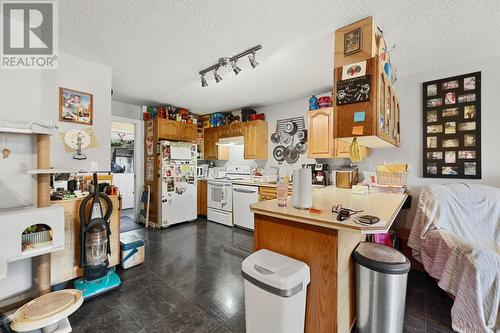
[{"xmin": 422, "ymin": 72, "xmax": 481, "ymax": 179}]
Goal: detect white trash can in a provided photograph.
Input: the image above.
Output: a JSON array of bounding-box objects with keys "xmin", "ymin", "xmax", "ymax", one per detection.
[{"xmin": 242, "ymin": 249, "xmax": 310, "ymax": 333}]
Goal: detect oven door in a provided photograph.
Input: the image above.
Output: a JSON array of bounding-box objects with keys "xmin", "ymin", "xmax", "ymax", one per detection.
[{"xmin": 208, "ymin": 181, "xmax": 232, "ymax": 211}]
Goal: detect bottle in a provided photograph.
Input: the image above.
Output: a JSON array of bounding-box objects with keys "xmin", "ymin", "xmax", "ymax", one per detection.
[{"xmin": 309, "ymin": 95, "xmax": 319, "ymax": 110}]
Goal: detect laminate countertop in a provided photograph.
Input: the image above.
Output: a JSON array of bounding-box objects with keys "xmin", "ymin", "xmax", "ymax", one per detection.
[{"xmin": 250, "ymin": 185, "xmax": 407, "ymax": 234}]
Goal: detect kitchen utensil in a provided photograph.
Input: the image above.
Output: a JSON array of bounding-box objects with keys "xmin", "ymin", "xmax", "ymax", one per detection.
[
  {"xmin": 273, "ymin": 145, "xmax": 285, "ymax": 163},
  {"xmin": 335, "ymin": 166, "xmax": 359, "ymax": 189},
  {"xmin": 295, "ymin": 142, "xmax": 307, "ymax": 154},
  {"xmin": 297, "ymin": 129, "xmax": 308, "ymax": 142},
  {"xmin": 284, "ymin": 121, "xmax": 298, "ymax": 135},
  {"xmin": 270, "ymin": 132, "xmax": 282, "ymax": 144},
  {"xmin": 283, "ymin": 145, "xmax": 299, "ymax": 164},
  {"xmin": 281, "ymin": 132, "xmax": 293, "ymax": 145}
]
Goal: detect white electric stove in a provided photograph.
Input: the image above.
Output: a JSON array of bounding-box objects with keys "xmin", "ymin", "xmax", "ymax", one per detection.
[{"xmin": 207, "ymin": 165, "xmax": 252, "ymax": 226}]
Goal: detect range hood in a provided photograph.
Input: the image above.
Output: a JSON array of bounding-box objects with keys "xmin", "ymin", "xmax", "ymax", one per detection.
[{"xmin": 215, "ymin": 136, "xmax": 244, "ymax": 146}]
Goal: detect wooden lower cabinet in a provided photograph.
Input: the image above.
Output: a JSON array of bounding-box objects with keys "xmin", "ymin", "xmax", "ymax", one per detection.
[
  {"xmin": 197, "ymin": 179, "xmax": 207, "ymax": 216},
  {"xmin": 50, "ymin": 196, "xmax": 120, "ymax": 285},
  {"xmin": 258, "ymin": 186, "xmax": 292, "ymax": 201}
]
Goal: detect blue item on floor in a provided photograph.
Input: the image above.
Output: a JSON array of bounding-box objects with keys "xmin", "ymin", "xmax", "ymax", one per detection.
[{"xmin": 74, "ymin": 270, "xmax": 121, "ymax": 300}]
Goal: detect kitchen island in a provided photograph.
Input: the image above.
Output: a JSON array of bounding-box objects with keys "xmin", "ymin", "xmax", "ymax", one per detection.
[{"xmin": 250, "ymin": 186, "xmax": 407, "ymax": 333}]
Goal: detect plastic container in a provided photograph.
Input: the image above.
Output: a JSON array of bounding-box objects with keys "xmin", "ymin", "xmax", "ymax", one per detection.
[
  {"xmin": 353, "ymin": 242, "xmax": 410, "ymax": 333},
  {"xmin": 242, "ymin": 249, "xmax": 310, "ymax": 333},
  {"xmin": 120, "ymin": 234, "xmax": 145, "ymax": 269}
]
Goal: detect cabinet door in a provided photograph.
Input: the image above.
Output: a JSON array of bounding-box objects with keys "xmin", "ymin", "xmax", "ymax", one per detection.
[
  {"xmin": 158, "ymin": 119, "xmax": 181, "ymax": 140},
  {"xmin": 181, "ymin": 123, "xmax": 197, "ymax": 142},
  {"xmin": 197, "ymin": 180, "xmax": 207, "ymax": 216},
  {"xmin": 229, "ymin": 122, "xmax": 243, "ymax": 136},
  {"xmin": 244, "ymin": 121, "xmax": 268, "ymax": 160},
  {"xmin": 307, "ymin": 108, "xmax": 334, "ymax": 158},
  {"xmin": 203, "ymin": 128, "xmax": 218, "ymax": 160},
  {"xmin": 218, "ymin": 126, "xmax": 231, "ymax": 138}
]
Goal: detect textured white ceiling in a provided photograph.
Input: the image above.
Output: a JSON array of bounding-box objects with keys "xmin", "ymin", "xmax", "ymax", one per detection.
[{"xmin": 59, "ymin": 0, "xmax": 500, "ymax": 113}]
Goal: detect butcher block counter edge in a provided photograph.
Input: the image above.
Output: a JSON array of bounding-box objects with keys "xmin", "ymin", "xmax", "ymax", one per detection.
[{"xmin": 250, "ymin": 186, "xmax": 407, "ymax": 234}]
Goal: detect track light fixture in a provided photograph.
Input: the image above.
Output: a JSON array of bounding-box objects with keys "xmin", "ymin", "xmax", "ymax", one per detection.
[
  {"xmin": 249, "ymin": 50, "xmax": 259, "ymax": 68},
  {"xmin": 214, "ymin": 68, "xmax": 222, "ymax": 83},
  {"xmin": 231, "ymin": 59, "xmax": 241, "ymax": 75},
  {"xmin": 200, "ymin": 74, "xmax": 208, "ymax": 87},
  {"xmin": 198, "ymin": 45, "xmax": 262, "ymax": 87}
]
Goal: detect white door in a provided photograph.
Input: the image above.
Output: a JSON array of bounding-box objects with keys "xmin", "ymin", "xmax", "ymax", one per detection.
[
  {"xmin": 232, "ymin": 184, "xmax": 258, "ymax": 230},
  {"xmin": 113, "ymin": 173, "xmax": 135, "ymax": 209}
]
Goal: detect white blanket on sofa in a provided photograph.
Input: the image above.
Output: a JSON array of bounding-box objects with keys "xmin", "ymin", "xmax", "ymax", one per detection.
[{"xmin": 408, "ymin": 183, "xmax": 500, "ymax": 333}]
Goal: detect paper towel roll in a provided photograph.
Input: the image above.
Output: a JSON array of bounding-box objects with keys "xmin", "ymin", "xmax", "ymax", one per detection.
[{"xmin": 292, "ymin": 168, "xmax": 312, "ymax": 209}]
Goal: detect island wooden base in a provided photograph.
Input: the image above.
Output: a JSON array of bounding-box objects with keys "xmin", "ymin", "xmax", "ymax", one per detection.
[{"xmin": 254, "ymin": 214, "xmax": 365, "ymax": 333}]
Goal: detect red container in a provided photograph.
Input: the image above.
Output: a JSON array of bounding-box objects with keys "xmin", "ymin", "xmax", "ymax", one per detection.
[
  {"xmin": 318, "ymin": 96, "xmax": 332, "ymax": 108},
  {"xmin": 249, "ymin": 113, "xmax": 265, "ymax": 121}
]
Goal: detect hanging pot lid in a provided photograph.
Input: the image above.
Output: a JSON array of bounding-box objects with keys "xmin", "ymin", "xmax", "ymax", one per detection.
[
  {"xmin": 295, "ymin": 142, "xmax": 307, "ymax": 154},
  {"xmin": 281, "ymin": 132, "xmax": 293, "ymax": 145},
  {"xmin": 273, "ymin": 145, "xmax": 285, "ymax": 163},
  {"xmin": 297, "ymin": 129, "xmax": 308, "ymax": 142},
  {"xmin": 10, "ymin": 289, "xmax": 83, "ymax": 332},
  {"xmin": 284, "ymin": 121, "xmax": 298, "ymax": 135},
  {"xmin": 270, "ymin": 132, "xmax": 282, "ymax": 144},
  {"xmin": 284, "ymin": 145, "xmax": 299, "ymax": 164}
]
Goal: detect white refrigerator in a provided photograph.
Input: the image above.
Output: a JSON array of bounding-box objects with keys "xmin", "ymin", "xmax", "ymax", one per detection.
[{"xmin": 158, "ymin": 141, "xmax": 197, "ymax": 227}]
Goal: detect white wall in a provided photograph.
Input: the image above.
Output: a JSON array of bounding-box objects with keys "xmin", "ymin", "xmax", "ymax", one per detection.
[
  {"xmin": 0, "ymin": 52, "xmax": 113, "ymax": 304},
  {"xmin": 112, "ymin": 100, "xmax": 142, "ymax": 120}
]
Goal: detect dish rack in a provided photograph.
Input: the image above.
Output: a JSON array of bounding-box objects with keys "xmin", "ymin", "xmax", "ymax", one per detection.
[{"xmin": 376, "ymin": 171, "xmax": 408, "ymax": 187}]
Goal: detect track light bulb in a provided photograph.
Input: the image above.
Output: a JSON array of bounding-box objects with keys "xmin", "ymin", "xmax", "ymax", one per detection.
[
  {"xmin": 249, "ymin": 51, "xmax": 259, "ymax": 68},
  {"xmin": 214, "ymin": 69, "xmax": 222, "ymax": 83},
  {"xmin": 231, "ymin": 60, "xmax": 241, "ymax": 75},
  {"xmin": 201, "ymin": 75, "xmax": 208, "ymax": 87}
]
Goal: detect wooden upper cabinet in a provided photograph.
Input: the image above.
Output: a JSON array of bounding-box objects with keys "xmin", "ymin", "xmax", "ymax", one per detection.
[
  {"xmin": 229, "ymin": 122, "xmax": 243, "ymax": 136},
  {"xmin": 243, "ymin": 120, "xmax": 268, "ymax": 160},
  {"xmin": 158, "ymin": 118, "xmax": 181, "ymax": 140},
  {"xmin": 308, "ymin": 108, "xmax": 334, "ymax": 158},
  {"xmin": 218, "ymin": 126, "xmax": 231, "ymax": 138},
  {"xmin": 203, "ymin": 127, "xmax": 218, "ymax": 160},
  {"xmin": 181, "ymin": 123, "xmax": 197, "ymax": 142}
]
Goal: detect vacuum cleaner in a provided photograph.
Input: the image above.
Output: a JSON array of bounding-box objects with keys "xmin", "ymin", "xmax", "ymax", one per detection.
[{"xmin": 74, "ymin": 173, "xmax": 121, "ymax": 299}]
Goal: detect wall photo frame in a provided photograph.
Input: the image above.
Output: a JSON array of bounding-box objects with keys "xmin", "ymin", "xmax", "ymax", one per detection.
[
  {"xmin": 344, "ymin": 28, "xmax": 361, "ymax": 56},
  {"xmin": 59, "ymin": 87, "xmax": 93, "ymax": 125},
  {"xmin": 422, "ymin": 72, "xmax": 481, "ymax": 179}
]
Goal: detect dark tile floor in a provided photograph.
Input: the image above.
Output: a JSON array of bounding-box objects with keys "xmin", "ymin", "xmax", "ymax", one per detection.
[{"xmin": 69, "ymin": 219, "xmax": 455, "ymax": 333}]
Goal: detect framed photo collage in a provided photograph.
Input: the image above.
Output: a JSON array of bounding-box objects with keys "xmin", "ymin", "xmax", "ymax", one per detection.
[{"xmin": 422, "ymin": 72, "xmax": 481, "ymax": 179}]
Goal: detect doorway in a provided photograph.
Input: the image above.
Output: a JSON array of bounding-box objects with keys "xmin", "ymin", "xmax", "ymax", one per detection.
[{"xmin": 111, "ymin": 120, "xmax": 143, "ymax": 233}]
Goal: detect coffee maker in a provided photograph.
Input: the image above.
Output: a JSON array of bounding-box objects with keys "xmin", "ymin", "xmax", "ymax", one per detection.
[{"xmin": 303, "ymin": 164, "xmax": 330, "ymax": 186}]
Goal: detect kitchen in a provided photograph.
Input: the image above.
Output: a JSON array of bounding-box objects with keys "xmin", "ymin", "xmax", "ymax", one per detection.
[{"xmin": 1, "ymin": 3, "xmax": 499, "ymax": 333}]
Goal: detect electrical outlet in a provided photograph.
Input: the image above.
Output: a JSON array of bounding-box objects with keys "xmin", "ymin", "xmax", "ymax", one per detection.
[{"xmin": 90, "ymin": 161, "xmax": 98, "ymax": 172}]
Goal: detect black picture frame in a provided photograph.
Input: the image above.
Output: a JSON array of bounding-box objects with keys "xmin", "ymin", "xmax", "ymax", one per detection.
[
  {"xmin": 344, "ymin": 28, "xmax": 361, "ymax": 56},
  {"xmin": 422, "ymin": 72, "xmax": 481, "ymax": 179}
]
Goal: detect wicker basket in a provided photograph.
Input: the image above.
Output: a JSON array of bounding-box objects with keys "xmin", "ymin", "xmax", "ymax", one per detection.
[{"xmin": 376, "ymin": 171, "xmax": 408, "ymax": 186}]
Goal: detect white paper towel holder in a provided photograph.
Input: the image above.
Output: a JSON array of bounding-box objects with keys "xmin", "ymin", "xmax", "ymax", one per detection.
[{"xmin": 291, "ymin": 168, "xmax": 313, "ymax": 210}]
